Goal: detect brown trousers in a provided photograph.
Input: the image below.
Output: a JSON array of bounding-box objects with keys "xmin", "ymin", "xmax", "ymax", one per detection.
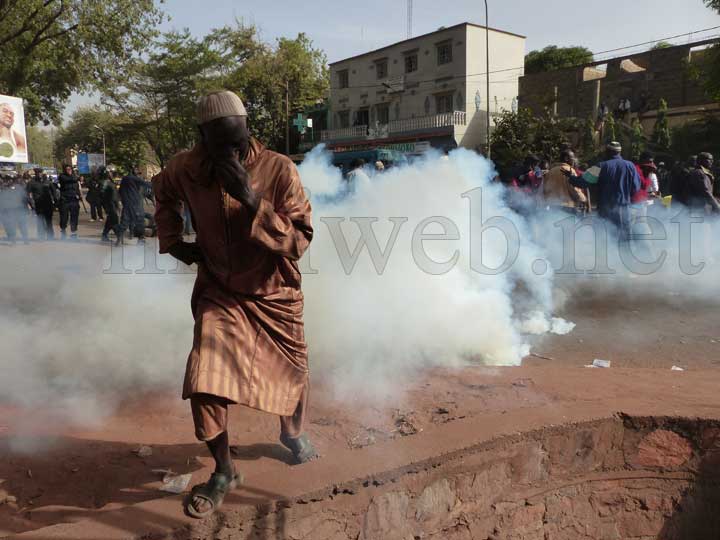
[{"xmin": 190, "ymin": 384, "xmax": 308, "ymax": 442}]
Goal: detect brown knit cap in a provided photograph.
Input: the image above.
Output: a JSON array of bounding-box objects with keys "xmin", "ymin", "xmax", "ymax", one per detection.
[{"xmin": 197, "ymin": 90, "xmax": 247, "ymax": 125}]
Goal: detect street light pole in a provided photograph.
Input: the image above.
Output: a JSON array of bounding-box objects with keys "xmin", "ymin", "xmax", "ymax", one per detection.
[
  {"xmin": 285, "ymin": 80, "xmax": 290, "ymax": 156},
  {"xmin": 93, "ymin": 124, "xmax": 106, "ymax": 166},
  {"xmin": 485, "ymin": 0, "xmax": 491, "ymax": 160}
]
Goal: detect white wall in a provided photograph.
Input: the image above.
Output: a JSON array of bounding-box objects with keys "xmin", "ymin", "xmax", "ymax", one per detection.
[{"xmin": 462, "ymin": 26, "xmax": 525, "ymax": 149}]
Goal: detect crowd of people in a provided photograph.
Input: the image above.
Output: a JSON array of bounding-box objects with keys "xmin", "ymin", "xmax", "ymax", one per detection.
[
  {"xmin": 500, "ymin": 142, "xmax": 717, "ymax": 246},
  {"xmin": 0, "ymin": 165, "xmax": 154, "ymax": 245}
]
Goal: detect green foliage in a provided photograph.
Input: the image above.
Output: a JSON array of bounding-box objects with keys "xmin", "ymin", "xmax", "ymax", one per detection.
[
  {"xmin": 98, "ymin": 25, "xmax": 328, "ymax": 162},
  {"xmin": 53, "ymin": 106, "xmax": 150, "ymax": 171},
  {"xmin": 650, "ymin": 41, "xmax": 673, "ymax": 50},
  {"xmin": 490, "ymin": 108, "xmax": 579, "ymax": 171},
  {"xmin": 489, "ymin": 108, "xmax": 534, "ymax": 169},
  {"xmin": 604, "ymin": 113, "xmax": 617, "ymax": 144},
  {"xmin": 102, "ymin": 29, "xmax": 226, "ymax": 167},
  {"xmin": 629, "ymin": 118, "xmax": 646, "ymax": 161},
  {"xmin": 651, "ymin": 99, "xmax": 672, "ymax": 150},
  {"xmin": 26, "ymin": 126, "xmax": 55, "ymax": 166},
  {"xmin": 706, "ymin": 0, "xmax": 720, "ymax": 13},
  {"xmin": 0, "ymin": 0, "xmax": 164, "ymax": 125},
  {"xmin": 222, "ymin": 31, "xmax": 329, "ymax": 152},
  {"xmin": 581, "ymin": 115, "xmax": 597, "ymax": 157},
  {"xmin": 671, "ymin": 115, "xmax": 720, "ymax": 159},
  {"xmin": 524, "ymin": 46, "xmax": 593, "ymax": 75}
]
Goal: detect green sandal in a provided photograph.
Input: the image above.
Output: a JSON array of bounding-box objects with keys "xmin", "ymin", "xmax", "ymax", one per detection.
[
  {"xmin": 186, "ymin": 472, "xmax": 242, "ymax": 519},
  {"xmin": 280, "ymin": 433, "xmax": 319, "ymax": 464}
]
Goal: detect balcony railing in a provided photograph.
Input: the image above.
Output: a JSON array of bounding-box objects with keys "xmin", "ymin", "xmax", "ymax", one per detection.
[
  {"xmin": 321, "ymin": 111, "xmax": 467, "ymax": 142},
  {"xmin": 320, "ymin": 125, "xmax": 368, "ymax": 141}
]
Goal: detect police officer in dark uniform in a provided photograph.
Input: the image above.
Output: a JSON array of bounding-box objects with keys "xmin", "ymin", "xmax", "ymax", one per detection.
[
  {"xmin": 86, "ymin": 172, "xmax": 104, "ymax": 221},
  {"xmin": 119, "ymin": 167, "xmax": 151, "ymax": 243},
  {"xmin": 99, "ymin": 167, "xmax": 122, "ymax": 245},
  {"xmin": 27, "ymin": 167, "xmax": 57, "ymax": 240},
  {"xmin": 58, "ymin": 164, "xmax": 83, "ymax": 239},
  {"xmin": 0, "ymin": 172, "xmax": 31, "ymax": 244}
]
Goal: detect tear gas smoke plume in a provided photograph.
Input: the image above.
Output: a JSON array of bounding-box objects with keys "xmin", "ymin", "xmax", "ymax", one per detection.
[
  {"xmin": 298, "ymin": 147, "xmax": 567, "ymax": 397},
  {"xmin": 0, "ymin": 248, "xmax": 194, "ymax": 428},
  {"xmin": 3, "ymin": 146, "xmax": 717, "ymax": 431}
]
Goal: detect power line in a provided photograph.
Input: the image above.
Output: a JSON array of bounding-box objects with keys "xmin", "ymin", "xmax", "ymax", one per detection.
[{"xmin": 330, "ymin": 26, "xmax": 720, "ymax": 92}]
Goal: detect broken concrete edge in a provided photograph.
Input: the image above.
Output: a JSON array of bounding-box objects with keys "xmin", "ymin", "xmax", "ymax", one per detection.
[{"xmin": 9, "ymin": 409, "xmax": 720, "ymax": 540}]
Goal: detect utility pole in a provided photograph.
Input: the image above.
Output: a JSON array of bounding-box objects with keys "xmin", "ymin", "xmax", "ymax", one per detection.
[
  {"xmin": 285, "ymin": 80, "xmax": 290, "ymax": 156},
  {"xmin": 485, "ymin": 0, "xmax": 491, "ymax": 160}
]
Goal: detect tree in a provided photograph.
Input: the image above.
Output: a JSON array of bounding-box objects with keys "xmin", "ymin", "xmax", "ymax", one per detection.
[
  {"xmin": 54, "ymin": 106, "xmax": 150, "ymax": 171},
  {"xmin": 651, "ymin": 99, "xmax": 671, "ymax": 150},
  {"xmin": 223, "ymin": 31, "xmax": 329, "ymax": 153},
  {"xmin": 580, "ymin": 115, "xmax": 596, "ymax": 159},
  {"xmin": 0, "ymin": 0, "xmax": 164, "ymax": 124},
  {"xmin": 651, "ymin": 41, "xmax": 673, "ymax": 50},
  {"xmin": 524, "ymin": 46, "xmax": 593, "ymax": 74},
  {"xmin": 489, "ymin": 108, "xmax": 535, "ymax": 171},
  {"xmin": 531, "ymin": 110, "xmax": 576, "ymax": 162},
  {"xmin": 99, "ymin": 24, "xmax": 329, "ymax": 162},
  {"xmin": 102, "ymin": 29, "xmax": 228, "ymax": 168},
  {"xmin": 629, "ymin": 118, "xmax": 646, "ymax": 161},
  {"xmin": 26, "ymin": 126, "xmax": 55, "ymax": 166},
  {"xmin": 696, "ymin": 1, "xmax": 720, "ymax": 101},
  {"xmin": 671, "ymin": 114, "xmax": 720, "ymax": 159},
  {"xmin": 604, "ymin": 113, "xmax": 617, "ymax": 145},
  {"xmin": 490, "ymin": 107, "xmax": 579, "ymax": 172}
]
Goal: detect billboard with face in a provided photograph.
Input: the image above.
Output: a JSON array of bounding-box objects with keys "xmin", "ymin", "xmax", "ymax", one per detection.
[{"xmin": 0, "ymin": 95, "xmax": 28, "ymax": 163}]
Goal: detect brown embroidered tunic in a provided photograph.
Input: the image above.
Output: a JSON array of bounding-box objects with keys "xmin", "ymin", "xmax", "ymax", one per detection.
[{"xmin": 153, "ymin": 139, "xmax": 313, "ymax": 416}]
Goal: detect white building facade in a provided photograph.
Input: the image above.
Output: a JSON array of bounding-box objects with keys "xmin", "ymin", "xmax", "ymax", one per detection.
[{"xmin": 323, "ymin": 23, "xmax": 525, "ymax": 154}]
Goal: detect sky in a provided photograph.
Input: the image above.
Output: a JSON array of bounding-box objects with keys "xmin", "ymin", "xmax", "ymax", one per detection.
[{"xmin": 63, "ymin": 0, "xmax": 720, "ymax": 120}]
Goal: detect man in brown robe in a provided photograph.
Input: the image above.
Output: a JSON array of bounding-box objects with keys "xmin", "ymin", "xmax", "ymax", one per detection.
[{"xmin": 153, "ymin": 90, "xmax": 317, "ymax": 518}]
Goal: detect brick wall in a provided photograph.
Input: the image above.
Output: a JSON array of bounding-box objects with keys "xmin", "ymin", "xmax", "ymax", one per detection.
[{"xmin": 519, "ymin": 39, "xmax": 716, "ymax": 120}]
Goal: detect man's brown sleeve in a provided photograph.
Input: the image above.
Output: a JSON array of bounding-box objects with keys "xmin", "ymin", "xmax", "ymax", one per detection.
[
  {"xmin": 152, "ymin": 169, "xmax": 185, "ymax": 254},
  {"xmin": 249, "ymin": 161, "xmax": 313, "ymax": 261}
]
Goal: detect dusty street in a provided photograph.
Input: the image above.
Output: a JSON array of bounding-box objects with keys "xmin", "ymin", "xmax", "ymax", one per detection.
[{"xmin": 1, "ymin": 212, "xmax": 719, "ymax": 540}]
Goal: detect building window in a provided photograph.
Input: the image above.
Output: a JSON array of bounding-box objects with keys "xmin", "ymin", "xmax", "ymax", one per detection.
[
  {"xmin": 404, "ymin": 53, "xmax": 418, "ymax": 73},
  {"xmin": 355, "ymin": 109, "xmax": 369, "ymax": 126},
  {"xmin": 375, "ymin": 59, "xmax": 388, "ymax": 79},
  {"xmin": 376, "ymin": 104, "xmax": 390, "ymax": 124},
  {"xmin": 435, "ymin": 93, "xmax": 454, "ymax": 114},
  {"xmin": 337, "ymin": 70, "xmax": 349, "ymax": 89},
  {"xmin": 436, "ymin": 41, "xmax": 453, "ymax": 65},
  {"xmin": 337, "ymin": 110, "xmax": 350, "ymax": 128}
]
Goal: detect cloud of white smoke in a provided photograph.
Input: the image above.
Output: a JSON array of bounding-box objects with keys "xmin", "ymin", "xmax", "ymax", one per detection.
[
  {"xmin": 0, "ymin": 246, "xmax": 194, "ymax": 430},
  {"xmin": 299, "ymin": 146, "xmax": 566, "ymax": 397},
  {"xmin": 0, "ymin": 147, "xmax": 592, "ymax": 431}
]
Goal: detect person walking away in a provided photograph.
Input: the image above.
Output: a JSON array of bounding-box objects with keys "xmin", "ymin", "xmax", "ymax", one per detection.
[
  {"xmin": 684, "ymin": 153, "xmax": 718, "ymax": 215},
  {"xmin": 86, "ymin": 172, "xmax": 105, "ymax": 221},
  {"xmin": 153, "ymin": 90, "xmax": 318, "ymax": 518},
  {"xmin": 684, "ymin": 153, "xmax": 719, "ymax": 260},
  {"xmin": 58, "ymin": 165, "xmax": 82, "ymax": 239},
  {"xmin": 0, "ymin": 173, "xmax": 30, "ymax": 244},
  {"xmin": 542, "ymin": 149, "xmax": 587, "ymax": 215},
  {"xmin": 119, "ymin": 167, "xmax": 151, "ymax": 243},
  {"xmin": 670, "ymin": 156, "xmax": 697, "ymax": 207},
  {"xmin": 570, "ymin": 142, "xmax": 639, "ymax": 242},
  {"xmin": 100, "ymin": 167, "xmax": 122, "ymax": 244},
  {"xmin": 27, "ymin": 167, "xmax": 56, "ymax": 240}
]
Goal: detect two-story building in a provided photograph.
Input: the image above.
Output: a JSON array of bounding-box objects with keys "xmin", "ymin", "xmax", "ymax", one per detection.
[{"xmin": 322, "ymin": 22, "xmax": 526, "ymax": 155}]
